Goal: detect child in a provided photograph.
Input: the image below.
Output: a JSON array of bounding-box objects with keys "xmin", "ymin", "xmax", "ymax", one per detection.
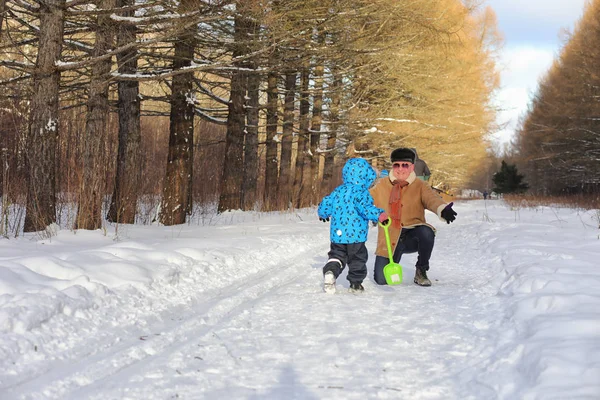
[{"xmin": 318, "ymin": 158, "xmax": 388, "ymax": 293}]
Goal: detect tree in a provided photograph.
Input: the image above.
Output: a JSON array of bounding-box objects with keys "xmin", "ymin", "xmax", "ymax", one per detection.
[
  {"xmin": 218, "ymin": 4, "xmax": 253, "ymax": 213},
  {"xmin": 0, "ymin": 0, "xmax": 5, "ymax": 37},
  {"xmin": 23, "ymin": 0, "xmax": 65, "ymax": 233},
  {"xmin": 242, "ymin": 16, "xmax": 260, "ymax": 211},
  {"xmin": 320, "ymin": 67, "xmax": 342, "ymax": 198},
  {"xmin": 276, "ymin": 71, "xmax": 296, "ymax": 209},
  {"xmin": 106, "ymin": 0, "xmax": 142, "ymax": 224},
  {"xmin": 346, "ymin": 1, "xmax": 501, "ymax": 189},
  {"xmin": 492, "ymin": 161, "xmax": 528, "ymax": 194},
  {"xmin": 76, "ymin": 0, "xmax": 116, "ymax": 230},
  {"xmin": 513, "ymin": 0, "xmax": 600, "ymax": 196},
  {"xmin": 307, "ymin": 31, "xmax": 325, "ymax": 206},
  {"xmin": 263, "ymin": 70, "xmax": 279, "ymax": 211},
  {"xmin": 292, "ymin": 60, "xmax": 310, "ymax": 208},
  {"xmin": 0, "ymin": 0, "xmax": 505, "ymax": 231},
  {"xmin": 159, "ymin": 0, "xmax": 197, "ymax": 225}
]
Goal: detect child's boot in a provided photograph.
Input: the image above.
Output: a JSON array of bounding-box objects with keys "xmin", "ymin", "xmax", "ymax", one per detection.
[
  {"xmin": 323, "ymin": 271, "xmax": 336, "ymax": 294},
  {"xmin": 348, "ymin": 282, "xmax": 364, "ymax": 293}
]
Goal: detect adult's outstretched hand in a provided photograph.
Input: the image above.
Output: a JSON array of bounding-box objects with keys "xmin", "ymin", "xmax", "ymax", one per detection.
[{"xmin": 441, "ymin": 202, "xmax": 457, "ymax": 224}]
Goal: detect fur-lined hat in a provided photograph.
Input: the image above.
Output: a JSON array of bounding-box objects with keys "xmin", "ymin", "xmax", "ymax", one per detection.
[{"xmin": 390, "ymin": 148, "xmax": 416, "ymax": 164}]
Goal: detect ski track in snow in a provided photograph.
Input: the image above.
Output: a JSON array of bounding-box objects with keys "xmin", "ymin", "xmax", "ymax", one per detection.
[
  {"xmin": 6, "ymin": 221, "xmax": 501, "ymax": 399},
  {"xmin": 1, "ymin": 203, "xmax": 599, "ymax": 399},
  {"xmin": 6, "ymin": 246, "xmax": 319, "ymax": 399},
  {"xmin": 1, "ymin": 225, "xmax": 327, "ymax": 399}
]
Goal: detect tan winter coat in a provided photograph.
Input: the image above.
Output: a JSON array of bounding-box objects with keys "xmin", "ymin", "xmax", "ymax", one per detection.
[{"xmin": 369, "ymin": 171, "xmax": 448, "ymax": 257}]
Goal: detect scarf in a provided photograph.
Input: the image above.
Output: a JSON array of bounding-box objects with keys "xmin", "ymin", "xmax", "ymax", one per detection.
[{"xmin": 389, "ymin": 179, "xmax": 409, "ymax": 229}]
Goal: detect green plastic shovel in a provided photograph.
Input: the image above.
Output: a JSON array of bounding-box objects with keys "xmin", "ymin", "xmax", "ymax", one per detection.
[{"xmin": 379, "ymin": 220, "xmax": 403, "ymax": 285}]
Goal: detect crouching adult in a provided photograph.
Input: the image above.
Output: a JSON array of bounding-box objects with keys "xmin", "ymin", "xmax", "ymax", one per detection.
[{"xmin": 369, "ymin": 148, "xmax": 457, "ymax": 286}]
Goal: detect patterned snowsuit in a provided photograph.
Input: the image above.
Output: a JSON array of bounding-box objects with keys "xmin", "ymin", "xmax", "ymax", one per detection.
[{"xmin": 318, "ymin": 158, "xmax": 384, "ymax": 284}]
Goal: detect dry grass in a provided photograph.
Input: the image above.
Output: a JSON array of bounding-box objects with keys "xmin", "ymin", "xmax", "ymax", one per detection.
[{"xmin": 503, "ymin": 194, "xmax": 600, "ymax": 211}]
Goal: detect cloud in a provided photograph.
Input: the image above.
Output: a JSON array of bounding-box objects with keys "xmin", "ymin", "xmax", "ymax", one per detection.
[
  {"xmin": 491, "ymin": 46, "xmax": 556, "ymax": 147},
  {"xmin": 499, "ymin": 46, "xmax": 557, "ymax": 89},
  {"xmin": 483, "ymin": 0, "xmax": 587, "ymax": 149}
]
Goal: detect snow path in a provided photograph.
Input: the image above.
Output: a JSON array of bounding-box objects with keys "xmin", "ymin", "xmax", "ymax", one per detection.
[
  {"xmin": 6, "ymin": 243, "xmax": 322, "ymax": 399},
  {"xmin": 1, "ymin": 203, "xmax": 599, "ymax": 399}
]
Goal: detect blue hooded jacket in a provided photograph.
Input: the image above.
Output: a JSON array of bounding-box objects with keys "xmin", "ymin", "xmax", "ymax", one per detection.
[{"xmin": 318, "ymin": 158, "xmax": 384, "ymax": 244}]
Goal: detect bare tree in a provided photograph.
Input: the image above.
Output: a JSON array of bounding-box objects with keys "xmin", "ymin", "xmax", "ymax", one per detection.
[
  {"xmin": 0, "ymin": 0, "xmax": 5, "ymax": 37},
  {"xmin": 218, "ymin": 7, "xmax": 250, "ymax": 213},
  {"xmin": 308, "ymin": 51, "xmax": 324, "ymax": 205},
  {"xmin": 263, "ymin": 70, "xmax": 278, "ymax": 211},
  {"xmin": 293, "ymin": 63, "xmax": 310, "ymax": 208},
  {"xmin": 159, "ymin": 11, "xmax": 197, "ymax": 225},
  {"xmin": 242, "ymin": 36, "xmax": 260, "ymax": 210},
  {"xmin": 23, "ymin": 0, "xmax": 65, "ymax": 232},
  {"xmin": 275, "ymin": 71, "xmax": 296, "ymax": 209},
  {"xmin": 0, "ymin": 0, "xmax": 504, "ymax": 227},
  {"xmin": 106, "ymin": 0, "xmax": 142, "ymax": 224},
  {"xmin": 320, "ymin": 68, "xmax": 342, "ymax": 197},
  {"xmin": 75, "ymin": 0, "xmax": 116, "ymax": 230}
]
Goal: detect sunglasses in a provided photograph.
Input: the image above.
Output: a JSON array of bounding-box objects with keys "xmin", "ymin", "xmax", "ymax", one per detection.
[{"xmin": 392, "ymin": 162, "xmax": 412, "ymax": 169}]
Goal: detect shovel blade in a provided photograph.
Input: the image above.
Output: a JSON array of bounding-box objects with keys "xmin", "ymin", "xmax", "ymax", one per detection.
[{"xmin": 383, "ymin": 262, "xmax": 403, "ymax": 285}]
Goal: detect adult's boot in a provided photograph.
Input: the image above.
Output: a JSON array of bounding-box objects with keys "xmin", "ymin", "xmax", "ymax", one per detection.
[{"xmin": 414, "ymin": 268, "xmax": 432, "ymax": 286}]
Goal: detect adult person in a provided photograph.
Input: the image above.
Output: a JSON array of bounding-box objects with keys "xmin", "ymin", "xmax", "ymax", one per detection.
[
  {"xmin": 369, "ymin": 148, "xmax": 457, "ymax": 286},
  {"xmin": 411, "ymin": 148, "xmax": 431, "ymax": 181}
]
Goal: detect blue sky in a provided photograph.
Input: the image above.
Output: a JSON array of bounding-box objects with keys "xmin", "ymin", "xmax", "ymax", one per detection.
[{"xmin": 485, "ymin": 0, "xmax": 588, "ymax": 150}]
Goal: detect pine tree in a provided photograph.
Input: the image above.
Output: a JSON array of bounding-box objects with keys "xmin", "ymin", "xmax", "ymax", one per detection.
[{"xmin": 492, "ymin": 161, "xmax": 528, "ymax": 194}]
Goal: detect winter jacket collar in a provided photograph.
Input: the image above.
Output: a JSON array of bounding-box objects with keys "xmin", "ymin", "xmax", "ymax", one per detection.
[{"xmin": 388, "ymin": 171, "xmax": 417, "ymax": 185}]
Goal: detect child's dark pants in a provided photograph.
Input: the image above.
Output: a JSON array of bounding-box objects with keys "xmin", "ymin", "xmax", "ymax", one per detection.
[{"xmin": 322, "ymin": 242, "xmax": 368, "ymax": 284}]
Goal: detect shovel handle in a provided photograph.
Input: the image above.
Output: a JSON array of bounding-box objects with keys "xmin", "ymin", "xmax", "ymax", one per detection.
[{"xmin": 378, "ymin": 220, "xmax": 395, "ymax": 261}]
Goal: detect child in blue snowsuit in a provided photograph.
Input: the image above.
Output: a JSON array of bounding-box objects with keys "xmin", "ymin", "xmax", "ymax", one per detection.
[{"xmin": 318, "ymin": 158, "xmax": 387, "ymax": 293}]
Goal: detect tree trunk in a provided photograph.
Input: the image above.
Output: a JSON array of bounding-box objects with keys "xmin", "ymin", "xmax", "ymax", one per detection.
[
  {"xmin": 276, "ymin": 72, "xmax": 296, "ymax": 210},
  {"xmin": 1, "ymin": 148, "xmax": 6, "ymax": 208},
  {"xmin": 107, "ymin": 0, "xmax": 141, "ymax": 224},
  {"xmin": 218, "ymin": 13, "xmax": 248, "ymax": 213},
  {"xmin": 76, "ymin": 0, "xmax": 115, "ymax": 230},
  {"xmin": 159, "ymin": 24, "xmax": 195, "ymax": 225},
  {"xmin": 294, "ymin": 65, "xmax": 310, "ymax": 208},
  {"xmin": 243, "ymin": 67, "xmax": 259, "ymax": 211},
  {"xmin": 309, "ymin": 60, "xmax": 324, "ymax": 206},
  {"xmin": 263, "ymin": 71, "xmax": 278, "ymax": 211},
  {"xmin": 321, "ymin": 72, "xmax": 342, "ymax": 197},
  {"xmin": 0, "ymin": 0, "xmax": 6, "ymax": 37},
  {"xmin": 0, "ymin": 138, "xmax": 5, "ymax": 199},
  {"xmin": 23, "ymin": 0, "xmax": 64, "ymax": 233}
]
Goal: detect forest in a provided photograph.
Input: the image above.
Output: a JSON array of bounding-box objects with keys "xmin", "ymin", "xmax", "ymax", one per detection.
[
  {"xmin": 0, "ymin": 0, "xmax": 509, "ymax": 235},
  {"xmin": 508, "ymin": 0, "xmax": 600, "ymax": 197}
]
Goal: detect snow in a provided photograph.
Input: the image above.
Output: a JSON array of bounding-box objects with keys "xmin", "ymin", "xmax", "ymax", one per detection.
[
  {"xmin": 0, "ymin": 201, "xmax": 599, "ymax": 399},
  {"xmin": 185, "ymin": 91, "xmax": 197, "ymax": 106},
  {"xmin": 461, "ymin": 189, "xmax": 483, "ymax": 198},
  {"xmin": 45, "ymin": 118, "xmax": 57, "ymax": 133},
  {"xmin": 109, "ymin": 12, "xmax": 198, "ymax": 23},
  {"xmin": 54, "ymin": 61, "xmax": 73, "ymax": 67}
]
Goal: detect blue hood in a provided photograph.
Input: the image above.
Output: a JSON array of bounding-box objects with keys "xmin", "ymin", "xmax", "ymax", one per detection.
[
  {"xmin": 342, "ymin": 158, "xmax": 377, "ymax": 189},
  {"xmin": 318, "ymin": 157, "xmax": 384, "ymax": 244}
]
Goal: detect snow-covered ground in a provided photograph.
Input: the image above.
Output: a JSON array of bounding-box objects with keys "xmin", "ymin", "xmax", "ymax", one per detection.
[{"xmin": 0, "ymin": 200, "xmax": 599, "ymax": 400}]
